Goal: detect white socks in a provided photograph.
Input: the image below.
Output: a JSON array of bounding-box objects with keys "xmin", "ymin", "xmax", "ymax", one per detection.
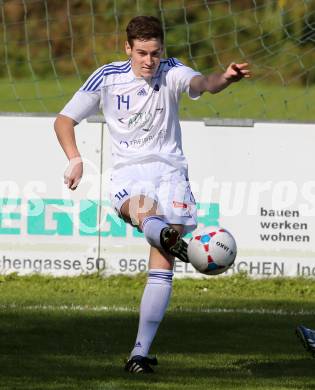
[
  {"xmin": 131, "ymin": 217, "xmax": 173, "ymax": 357},
  {"xmin": 141, "ymin": 216, "xmax": 168, "ymax": 249},
  {"xmin": 130, "ymin": 269, "xmax": 173, "ymax": 358}
]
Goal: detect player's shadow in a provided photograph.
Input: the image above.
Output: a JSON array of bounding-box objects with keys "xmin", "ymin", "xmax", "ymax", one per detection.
[
  {"xmin": 235, "ymin": 357, "xmax": 315, "ymax": 378},
  {"xmin": 0, "ymin": 309, "xmax": 314, "ymax": 386},
  {"xmin": 159, "ymin": 311, "xmax": 309, "ymax": 355}
]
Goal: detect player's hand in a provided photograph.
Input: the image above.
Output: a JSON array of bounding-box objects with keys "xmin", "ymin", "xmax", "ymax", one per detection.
[
  {"xmin": 223, "ymin": 62, "xmax": 251, "ymax": 82},
  {"xmin": 64, "ymin": 156, "xmax": 83, "ymax": 191}
]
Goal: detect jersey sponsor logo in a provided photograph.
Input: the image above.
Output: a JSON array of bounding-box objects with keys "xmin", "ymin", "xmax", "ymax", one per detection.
[
  {"xmin": 127, "ymin": 129, "xmax": 167, "ymax": 148},
  {"xmin": 129, "ymin": 134, "xmax": 154, "ymax": 146},
  {"xmin": 119, "ymin": 140, "xmax": 129, "ymax": 148},
  {"xmin": 128, "ymin": 112, "xmax": 152, "ymax": 130},
  {"xmin": 137, "ymin": 88, "xmax": 147, "ymax": 96}
]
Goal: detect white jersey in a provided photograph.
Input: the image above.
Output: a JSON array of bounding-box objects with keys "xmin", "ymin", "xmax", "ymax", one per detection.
[{"xmin": 60, "ymin": 58, "xmax": 201, "ymax": 170}]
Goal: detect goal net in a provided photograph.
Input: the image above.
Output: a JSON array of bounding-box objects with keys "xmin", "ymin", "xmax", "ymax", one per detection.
[{"xmin": 1, "ymin": 0, "xmax": 315, "ymax": 120}]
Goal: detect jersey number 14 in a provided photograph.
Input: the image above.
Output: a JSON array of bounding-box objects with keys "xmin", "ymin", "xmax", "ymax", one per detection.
[{"xmin": 117, "ymin": 95, "xmax": 130, "ymax": 110}]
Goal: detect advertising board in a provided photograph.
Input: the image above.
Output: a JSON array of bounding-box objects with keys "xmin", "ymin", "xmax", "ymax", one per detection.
[{"xmin": 1, "ymin": 115, "xmax": 314, "ymax": 277}]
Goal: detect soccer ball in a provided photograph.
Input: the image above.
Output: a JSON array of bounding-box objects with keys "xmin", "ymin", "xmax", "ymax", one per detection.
[{"xmin": 187, "ymin": 226, "xmax": 237, "ymax": 275}]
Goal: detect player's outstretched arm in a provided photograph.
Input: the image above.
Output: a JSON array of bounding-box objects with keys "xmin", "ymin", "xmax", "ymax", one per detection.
[
  {"xmin": 190, "ymin": 62, "xmax": 251, "ymax": 95},
  {"xmin": 54, "ymin": 114, "xmax": 83, "ymax": 191}
]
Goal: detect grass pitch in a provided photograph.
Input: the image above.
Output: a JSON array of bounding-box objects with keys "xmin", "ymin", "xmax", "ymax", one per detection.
[
  {"xmin": 0, "ymin": 273, "xmax": 314, "ymax": 389},
  {"xmin": 1, "ymin": 77, "xmax": 315, "ymax": 122}
]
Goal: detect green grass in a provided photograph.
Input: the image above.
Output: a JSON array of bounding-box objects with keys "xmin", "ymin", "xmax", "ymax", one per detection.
[
  {"xmin": 0, "ymin": 77, "xmax": 80, "ymax": 114},
  {"xmin": 180, "ymin": 81, "xmax": 315, "ymax": 121},
  {"xmin": 0, "ymin": 273, "xmax": 314, "ymax": 389},
  {"xmin": 1, "ymin": 77, "xmax": 315, "ymax": 121}
]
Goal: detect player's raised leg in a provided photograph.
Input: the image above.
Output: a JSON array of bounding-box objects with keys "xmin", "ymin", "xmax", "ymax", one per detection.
[{"xmin": 120, "ymin": 195, "xmax": 189, "ymax": 263}]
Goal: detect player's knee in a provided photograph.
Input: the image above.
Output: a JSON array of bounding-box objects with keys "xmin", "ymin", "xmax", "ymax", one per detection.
[
  {"xmin": 134, "ymin": 197, "xmax": 158, "ymax": 227},
  {"xmin": 120, "ymin": 196, "xmax": 159, "ymax": 228}
]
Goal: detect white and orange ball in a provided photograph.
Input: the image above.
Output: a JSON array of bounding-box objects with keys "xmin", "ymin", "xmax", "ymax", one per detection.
[{"xmin": 187, "ymin": 226, "xmax": 237, "ymax": 275}]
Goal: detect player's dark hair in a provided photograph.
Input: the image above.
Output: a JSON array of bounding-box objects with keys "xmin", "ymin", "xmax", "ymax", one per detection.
[{"xmin": 126, "ymin": 16, "xmax": 164, "ymax": 47}]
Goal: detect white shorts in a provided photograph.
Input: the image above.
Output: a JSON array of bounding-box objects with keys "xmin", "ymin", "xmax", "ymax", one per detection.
[{"xmin": 109, "ymin": 161, "xmax": 197, "ymax": 235}]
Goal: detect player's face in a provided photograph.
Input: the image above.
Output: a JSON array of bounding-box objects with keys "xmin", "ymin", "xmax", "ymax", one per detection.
[{"xmin": 125, "ymin": 38, "xmax": 163, "ymax": 79}]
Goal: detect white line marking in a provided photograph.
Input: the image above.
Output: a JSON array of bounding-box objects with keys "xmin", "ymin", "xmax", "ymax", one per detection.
[{"xmin": 0, "ymin": 304, "xmax": 314, "ymax": 316}]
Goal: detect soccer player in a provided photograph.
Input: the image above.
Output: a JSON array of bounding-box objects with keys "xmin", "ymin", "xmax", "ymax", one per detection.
[
  {"xmin": 54, "ymin": 15, "xmax": 250, "ymax": 373},
  {"xmin": 296, "ymin": 325, "xmax": 315, "ymax": 357}
]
